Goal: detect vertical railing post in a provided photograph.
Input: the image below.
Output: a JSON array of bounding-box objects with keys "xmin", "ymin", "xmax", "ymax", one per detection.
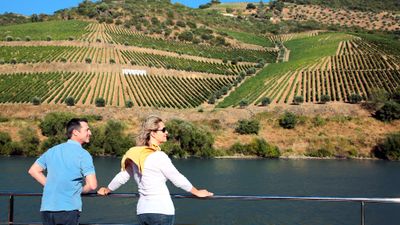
[
  {"xmin": 360, "ymin": 201, "xmax": 365, "ymax": 225},
  {"xmin": 8, "ymin": 194, "xmax": 14, "ymax": 225}
]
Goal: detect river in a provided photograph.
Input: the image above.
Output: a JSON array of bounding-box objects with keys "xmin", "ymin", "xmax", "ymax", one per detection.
[{"xmin": 1, "ymin": 157, "xmax": 399, "ymax": 225}]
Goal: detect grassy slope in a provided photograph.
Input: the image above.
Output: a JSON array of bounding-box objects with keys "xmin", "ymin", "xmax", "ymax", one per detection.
[
  {"xmin": 218, "ymin": 29, "xmax": 275, "ymax": 47},
  {"xmin": 218, "ymin": 32, "xmax": 354, "ymax": 107},
  {"xmin": 0, "ymin": 20, "xmax": 89, "ymax": 41}
]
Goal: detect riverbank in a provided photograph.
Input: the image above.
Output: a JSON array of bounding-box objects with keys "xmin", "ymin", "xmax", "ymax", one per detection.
[{"xmin": 0, "ymin": 103, "xmax": 399, "ymax": 159}]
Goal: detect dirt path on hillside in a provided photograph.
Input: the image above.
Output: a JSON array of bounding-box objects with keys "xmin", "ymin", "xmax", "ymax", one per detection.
[
  {"xmin": 0, "ymin": 62, "xmax": 235, "ymax": 79},
  {"xmin": 0, "ymin": 40, "xmax": 232, "ymax": 64}
]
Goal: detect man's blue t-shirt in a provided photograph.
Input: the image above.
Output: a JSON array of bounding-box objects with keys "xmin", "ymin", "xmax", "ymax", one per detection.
[{"xmin": 36, "ymin": 140, "xmax": 95, "ymax": 211}]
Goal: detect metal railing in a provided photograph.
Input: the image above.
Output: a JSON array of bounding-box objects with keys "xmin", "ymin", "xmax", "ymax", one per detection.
[{"xmin": 1, "ymin": 191, "xmax": 400, "ymax": 225}]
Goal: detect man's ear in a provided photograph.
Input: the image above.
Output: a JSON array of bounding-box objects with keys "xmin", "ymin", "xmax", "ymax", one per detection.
[{"xmin": 72, "ymin": 129, "xmax": 79, "ymax": 136}]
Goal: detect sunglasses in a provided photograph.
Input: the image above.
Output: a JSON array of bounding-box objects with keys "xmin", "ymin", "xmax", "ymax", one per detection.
[{"xmin": 154, "ymin": 127, "xmax": 167, "ymax": 133}]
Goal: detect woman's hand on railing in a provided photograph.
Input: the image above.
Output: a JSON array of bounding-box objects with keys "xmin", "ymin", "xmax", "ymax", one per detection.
[
  {"xmin": 97, "ymin": 187, "xmax": 111, "ymax": 196},
  {"xmin": 190, "ymin": 187, "xmax": 213, "ymax": 198}
]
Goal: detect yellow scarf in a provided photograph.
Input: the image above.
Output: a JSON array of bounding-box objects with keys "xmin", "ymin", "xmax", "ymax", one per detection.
[{"xmin": 120, "ymin": 144, "xmax": 160, "ymax": 174}]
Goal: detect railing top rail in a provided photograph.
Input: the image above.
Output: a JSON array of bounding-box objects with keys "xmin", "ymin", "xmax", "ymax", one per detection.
[{"xmin": 1, "ymin": 191, "xmax": 400, "ymax": 204}]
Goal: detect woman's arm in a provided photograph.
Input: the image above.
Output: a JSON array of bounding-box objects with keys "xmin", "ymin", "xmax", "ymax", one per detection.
[
  {"xmin": 159, "ymin": 153, "xmax": 213, "ymax": 197},
  {"xmin": 98, "ymin": 160, "xmax": 134, "ymax": 195}
]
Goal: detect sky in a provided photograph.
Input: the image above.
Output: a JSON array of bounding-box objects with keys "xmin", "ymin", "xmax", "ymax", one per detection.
[{"xmin": 0, "ymin": 0, "xmax": 261, "ymax": 16}]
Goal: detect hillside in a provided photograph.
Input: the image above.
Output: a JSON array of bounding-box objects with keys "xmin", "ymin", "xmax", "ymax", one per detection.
[
  {"xmin": 282, "ymin": 0, "xmax": 400, "ymax": 12},
  {"xmin": 0, "ymin": 0, "xmax": 398, "ymax": 110},
  {"xmin": 0, "ymin": 1, "xmax": 399, "ymax": 159}
]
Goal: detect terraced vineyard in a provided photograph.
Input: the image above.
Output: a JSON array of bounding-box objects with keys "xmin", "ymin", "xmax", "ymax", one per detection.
[
  {"xmin": 0, "ymin": 71, "xmax": 235, "ymax": 108},
  {"xmin": 0, "ymin": 20, "xmax": 89, "ymax": 41},
  {"xmin": 252, "ymin": 39, "xmax": 400, "ymax": 105},
  {"xmin": 1, "ymin": 18, "xmax": 398, "ymax": 109}
]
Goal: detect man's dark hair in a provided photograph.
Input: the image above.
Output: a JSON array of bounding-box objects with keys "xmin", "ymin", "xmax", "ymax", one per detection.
[{"xmin": 66, "ymin": 118, "xmax": 88, "ymax": 139}]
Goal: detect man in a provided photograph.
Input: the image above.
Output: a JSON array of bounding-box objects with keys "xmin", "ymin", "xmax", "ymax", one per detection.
[{"xmin": 28, "ymin": 118, "xmax": 97, "ymax": 225}]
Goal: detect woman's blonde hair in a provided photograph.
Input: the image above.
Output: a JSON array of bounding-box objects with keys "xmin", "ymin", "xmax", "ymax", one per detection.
[{"xmin": 136, "ymin": 115, "xmax": 163, "ymax": 146}]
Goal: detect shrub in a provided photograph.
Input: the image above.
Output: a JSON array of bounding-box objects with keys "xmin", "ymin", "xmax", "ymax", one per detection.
[
  {"xmin": 125, "ymin": 100, "xmax": 134, "ymax": 108},
  {"xmin": 279, "ymin": 112, "xmax": 297, "ymax": 129},
  {"xmin": 68, "ymin": 36, "xmax": 74, "ymax": 41},
  {"xmin": 374, "ymin": 101, "xmax": 400, "ymax": 122},
  {"xmin": 164, "ymin": 119, "xmax": 215, "ymax": 158},
  {"xmin": 208, "ymin": 95, "xmax": 216, "ymax": 104},
  {"xmin": 5, "ymin": 35, "xmax": 13, "ymax": 41},
  {"xmin": 178, "ymin": 31, "xmax": 193, "ymax": 42},
  {"xmin": 46, "ymin": 36, "xmax": 52, "ymax": 41},
  {"xmin": 248, "ymin": 138, "xmax": 280, "ymax": 158},
  {"xmin": 246, "ymin": 3, "xmax": 256, "ymax": 9},
  {"xmin": 320, "ymin": 94, "xmax": 330, "ymax": 104},
  {"xmin": 0, "ymin": 132, "xmax": 12, "ymax": 155},
  {"xmin": 85, "ymin": 57, "xmax": 92, "ymax": 64},
  {"xmin": 176, "ymin": 20, "xmax": 186, "ymax": 27},
  {"xmin": 246, "ymin": 67, "xmax": 256, "ymax": 75},
  {"xmin": 60, "ymin": 57, "xmax": 67, "ymax": 63},
  {"xmin": 239, "ymin": 99, "xmax": 249, "ymax": 108},
  {"xmin": 109, "ymin": 58, "xmax": 115, "ymax": 64},
  {"xmin": 312, "ymin": 115, "xmax": 326, "ymax": 127},
  {"xmin": 31, "ymin": 96, "xmax": 41, "ymax": 105},
  {"xmin": 235, "ymin": 119, "xmax": 260, "ymax": 135},
  {"xmin": 373, "ymin": 132, "xmax": 400, "ymax": 160},
  {"xmin": 10, "ymin": 58, "xmax": 17, "ymax": 64},
  {"xmin": 2, "ymin": 142, "xmax": 23, "ymax": 155},
  {"xmin": 19, "ymin": 127, "xmax": 40, "ymax": 156},
  {"xmin": 293, "ymin": 96, "xmax": 304, "ymax": 105},
  {"xmin": 40, "ymin": 112, "xmax": 76, "ymax": 137},
  {"xmin": 229, "ymin": 138, "xmax": 280, "ymax": 158},
  {"xmin": 261, "ymin": 97, "xmax": 271, "ymax": 106},
  {"xmin": 95, "ymin": 98, "xmax": 105, "ymax": 107},
  {"xmin": 102, "ymin": 120, "xmax": 134, "ymax": 156},
  {"xmin": 25, "ymin": 36, "xmax": 31, "ymax": 41},
  {"xmin": 348, "ymin": 93, "xmax": 362, "ymax": 104},
  {"xmin": 65, "ymin": 96, "xmax": 75, "ymax": 106}
]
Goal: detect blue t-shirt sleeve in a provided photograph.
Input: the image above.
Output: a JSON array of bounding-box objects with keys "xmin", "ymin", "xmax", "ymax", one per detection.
[
  {"xmin": 36, "ymin": 152, "xmax": 47, "ymax": 170},
  {"xmin": 81, "ymin": 151, "xmax": 95, "ymax": 176}
]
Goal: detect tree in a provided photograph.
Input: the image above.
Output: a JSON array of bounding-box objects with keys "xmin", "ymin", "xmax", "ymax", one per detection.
[
  {"xmin": 95, "ymin": 98, "xmax": 105, "ymax": 107},
  {"xmin": 374, "ymin": 101, "xmax": 400, "ymax": 122},
  {"xmin": 348, "ymin": 93, "xmax": 362, "ymax": 104},
  {"xmin": 40, "ymin": 112, "xmax": 75, "ymax": 137},
  {"xmin": 65, "ymin": 96, "xmax": 75, "ymax": 106},
  {"xmin": 246, "ymin": 3, "xmax": 256, "ymax": 10},
  {"xmin": 178, "ymin": 31, "xmax": 193, "ymax": 42},
  {"xmin": 293, "ymin": 96, "xmax": 304, "ymax": 105},
  {"xmin": 164, "ymin": 119, "xmax": 215, "ymax": 158},
  {"xmin": 261, "ymin": 97, "xmax": 271, "ymax": 106},
  {"xmin": 31, "ymin": 96, "xmax": 41, "ymax": 105},
  {"xmin": 235, "ymin": 119, "xmax": 260, "ymax": 134},
  {"xmin": 19, "ymin": 127, "xmax": 40, "ymax": 156},
  {"xmin": 125, "ymin": 100, "xmax": 134, "ymax": 108},
  {"xmin": 239, "ymin": 99, "xmax": 249, "ymax": 108},
  {"xmin": 373, "ymin": 132, "xmax": 400, "ymax": 160},
  {"xmin": 320, "ymin": 94, "xmax": 331, "ymax": 104}
]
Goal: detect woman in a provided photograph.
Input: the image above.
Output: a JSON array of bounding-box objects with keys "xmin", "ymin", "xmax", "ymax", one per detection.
[{"xmin": 97, "ymin": 115, "xmax": 213, "ymax": 225}]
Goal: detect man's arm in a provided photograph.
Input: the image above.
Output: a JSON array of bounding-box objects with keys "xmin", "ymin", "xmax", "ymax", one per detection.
[
  {"xmin": 28, "ymin": 162, "xmax": 46, "ymax": 186},
  {"xmin": 82, "ymin": 174, "xmax": 97, "ymax": 193}
]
